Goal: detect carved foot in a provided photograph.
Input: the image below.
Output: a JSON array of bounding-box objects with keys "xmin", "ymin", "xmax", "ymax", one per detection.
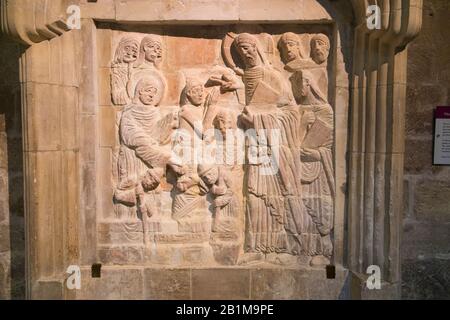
[
  {"xmin": 237, "ymin": 252, "xmax": 264, "ymax": 265},
  {"xmin": 266, "ymin": 253, "xmax": 299, "ymax": 266},
  {"xmin": 309, "ymin": 255, "xmax": 330, "ymax": 267}
]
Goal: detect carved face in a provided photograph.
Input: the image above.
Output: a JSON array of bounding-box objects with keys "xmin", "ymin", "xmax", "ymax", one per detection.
[
  {"xmin": 187, "ymin": 85, "xmax": 205, "ymax": 106},
  {"xmin": 202, "ymin": 167, "xmax": 219, "ymax": 185},
  {"xmin": 171, "ymin": 112, "xmax": 179, "ymax": 129},
  {"xmin": 311, "ymin": 39, "xmax": 329, "ymax": 64},
  {"xmin": 214, "ymin": 113, "xmax": 232, "ymax": 136},
  {"xmin": 237, "ymin": 43, "xmax": 259, "ymax": 68},
  {"xmin": 138, "ymin": 85, "xmax": 158, "ymax": 105},
  {"xmin": 300, "ymin": 77, "xmax": 311, "ymax": 97},
  {"xmin": 281, "ymin": 40, "xmax": 300, "ymax": 62},
  {"xmin": 144, "ymin": 41, "xmax": 162, "ymax": 64},
  {"xmin": 122, "ymin": 43, "xmax": 139, "ymax": 63}
]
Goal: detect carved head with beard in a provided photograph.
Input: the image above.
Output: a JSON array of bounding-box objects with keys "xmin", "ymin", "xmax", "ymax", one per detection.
[
  {"xmin": 310, "ymin": 34, "xmax": 330, "ymax": 65},
  {"xmin": 234, "ymin": 33, "xmax": 261, "ymax": 68},
  {"xmin": 278, "ymin": 32, "xmax": 305, "ymax": 64},
  {"xmin": 113, "ymin": 36, "xmax": 139, "ymax": 66}
]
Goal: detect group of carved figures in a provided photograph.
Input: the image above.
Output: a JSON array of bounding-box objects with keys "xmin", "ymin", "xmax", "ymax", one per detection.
[{"xmin": 111, "ymin": 31, "xmax": 335, "ymax": 267}]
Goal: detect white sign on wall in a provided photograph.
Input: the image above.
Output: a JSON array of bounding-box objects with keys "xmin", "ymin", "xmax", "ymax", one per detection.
[{"xmin": 433, "ymin": 107, "xmax": 450, "ymax": 165}]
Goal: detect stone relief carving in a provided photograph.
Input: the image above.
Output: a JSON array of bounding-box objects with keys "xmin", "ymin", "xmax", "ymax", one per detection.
[
  {"xmin": 111, "ymin": 36, "xmax": 140, "ymax": 105},
  {"xmin": 108, "ymin": 31, "xmax": 334, "ymax": 267}
]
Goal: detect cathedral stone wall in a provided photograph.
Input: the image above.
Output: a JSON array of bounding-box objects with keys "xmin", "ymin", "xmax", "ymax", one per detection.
[{"xmin": 402, "ymin": 0, "xmax": 450, "ymax": 300}]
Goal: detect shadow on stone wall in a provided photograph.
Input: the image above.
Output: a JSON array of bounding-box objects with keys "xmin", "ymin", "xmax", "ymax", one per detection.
[{"xmin": 0, "ymin": 35, "xmax": 26, "ymax": 299}]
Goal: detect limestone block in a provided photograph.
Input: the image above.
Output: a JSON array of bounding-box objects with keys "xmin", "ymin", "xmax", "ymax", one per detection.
[
  {"xmin": 62, "ymin": 150, "xmax": 80, "ymax": 264},
  {"xmin": 24, "ymin": 83, "xmax": 62, "ymax": 151},
  {"xmin": 414, "ymin": 179, "xmax": 450, "ymax": 221},
  {"xmin": 404, "ymin": 138, "xmax": 437, "ymax": 174},
  {"xmin": 76, "ymin": 267, "xmax": 144, "ymax": 299},
  {"xmin": 81, "ymin": 0, "xmax": 116, "ymax": 20},
  {"xmin": 100, "ymin": 107, "xmax": 117, "ymax": 147},
  {"xmin": 97, "ymin": 29, "xmax": 113, "ymax": 68},
  {"xmin": 27, "ymin": 151, "xmax": 64, "ymax": 279},
  {"xmin": 99, "ymin": 148, "xmax": 115, "ymax": 219},
  {"xmin": 402, "ymin": 220, "xmax": 450, "ymax": 260},
  {"xmin": 98, "ymin": 222, "xmax": 144, "ymax": 245},
  {"xmin": 115, "ymin": 0, "xmax": 239, "ymax": 23},
  {"xmin": 402, "ymin": 258, "xmax": 450, "ymax": 300},
  {"xmin": 25, "ymin": 41, "xmax": 50, "ymax": 84},
  {"xmin": 144, "ymin": 268, "xmax": 191, "ymax": 300},
  {"xmin": 49, "ymin": 37, "xmax": 62, "ymax": 85},
  {"xmin": 405, "ymin": 85, "xmax": 445, "ymax": 136},
  {"xmin": 250, "ymin": 268, "xmax": 309, "ymax": 299},
  {"xmin": 306, "ymin": 267, "xmax": 348, "ymax": 299},
  {"xmin": 239, "ymin": 0, "xmax": 331, "ymax": 21},
  {"xmin": 60, "ymin": 30, "xmax": 81, "ymax": 87},
  {"xmin": 191, "ymin": 268, "xmax": 250, "ymax": 300},
  {"xmin": 99, "ymin": 67, "xmax": 113, "ymax": 106},
  {"xmin": 98, "ymin": 245, "xmax": 144, "ymax": 265},
  {"xmin": 31, "ymin": 280, "xmax": 64, "ymax": 300},
  {"xmin": 60, "ymin": 86, "xmax": 79, "ymax": 150}
]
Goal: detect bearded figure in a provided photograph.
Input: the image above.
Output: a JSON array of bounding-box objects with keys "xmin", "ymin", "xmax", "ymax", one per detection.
[
  {"xmin": 278, "ymin": 32, "xmax": 310, "ymax": 72},
  {"xmin": 111, "ymin": 36, "xmax": 140, "ymax": 105},
  {"xmin": 221, "ymin": 33, "xmax": 313, "ymax": 265},
  {"xmin": 310, "ymin": 34, "xmax": 330, "ymax": 66}
]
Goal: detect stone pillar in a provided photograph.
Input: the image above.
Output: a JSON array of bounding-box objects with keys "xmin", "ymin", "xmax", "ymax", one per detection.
[{"xmin": 348, "ymin": 0, "xmax": 423, "ymax": 297}]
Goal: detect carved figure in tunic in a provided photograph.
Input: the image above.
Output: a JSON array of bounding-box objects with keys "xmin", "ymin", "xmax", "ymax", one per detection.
[
  {"xmin": 115, "ymin": 76, "xmax": 181, "ymax": 222},
  {"xmin": 294, "ymin": 69, "xmax": 335, "ymax": 266},
  {"xmin": 279, "ymin": 32, "xmax": 330, "ymax": 99},
  {"xmin": 199, "ymin": 164, "xmax": 241, "ymax": 265},
  {"xmin": 225, "ymin": 33, "xmax": 310, "ymax": 264},
  {"xmin": 172, "ymin": 78, "xmax": 211, "ymax": 224},
  {"xmin": 111, "ymin": 36, "xmax": 140, "ymax": 105}
]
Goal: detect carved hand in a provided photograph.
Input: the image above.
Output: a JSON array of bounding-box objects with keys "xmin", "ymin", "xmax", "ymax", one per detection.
[
  {"xmin": 239, "ymin": 106, "xmax": 254, "ymax": 126},
  {"xmin": 169, "ymin": 163, "xmax": 187, "ymax": 175},
  {"xmin": 212, "ymin": 184, "xmax": 227, "ymax": 196},
  {"xmin": 300, "ymin": 148, "xmax": 321, "ymax": 162},
  {"xmin": 302, "ymin": 111, "xmax": 316, "ymax": 128}
]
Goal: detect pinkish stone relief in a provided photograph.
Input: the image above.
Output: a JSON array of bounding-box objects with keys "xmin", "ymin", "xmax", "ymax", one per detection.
[{"xmin": 108, "ymin": 31, "xmax": 334, "ymax": 268}]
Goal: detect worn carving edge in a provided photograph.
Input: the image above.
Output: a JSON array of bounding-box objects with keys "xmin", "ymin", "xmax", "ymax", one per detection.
[{"xmin": 0, "ymin": 0, "xmax": 73, "ymax": 45}]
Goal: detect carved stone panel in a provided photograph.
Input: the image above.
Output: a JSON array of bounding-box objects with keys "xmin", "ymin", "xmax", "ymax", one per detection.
[{"xmin": 101, "ymin": 26, "xmax": 335, "ymax": 268}]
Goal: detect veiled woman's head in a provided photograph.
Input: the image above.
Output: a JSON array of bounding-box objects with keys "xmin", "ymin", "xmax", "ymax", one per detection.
[
  {"xmin": 134, "ymin": 77, "xmax": 164, "ymax": 106},
  {"xmin": 291, "ymin": 70, "xmax": 327, "ymax": 104}
]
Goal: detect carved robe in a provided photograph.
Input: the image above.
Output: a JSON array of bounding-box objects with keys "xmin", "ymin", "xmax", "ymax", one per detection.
[
  {"xmin": 172, "ymin": 104, "xmax": 209, "ymax": 222},
  {"xmin": 115, "ymin": 105, "xmax": 175, "ymax": 219},
  {"xmin": 208, "ymin": 167, "xmax": 241, "ymax": 264},
  {"xmin": 300, "ymin": 103, "xmax": 335, "ymax": 256},
  {"xmin": 111, "ymin": 66, "xmax": 131, "ymax": 105},
  {"xmin": 245, "ymin": 106, "xmax": 312, "ymax": 254}
]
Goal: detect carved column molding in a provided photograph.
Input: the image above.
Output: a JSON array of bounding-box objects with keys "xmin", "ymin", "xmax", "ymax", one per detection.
[
  {"xmin": 348, "ymin": 0, "xmax": 423, "ymax": 289},
  {"xmin": 0, "ymin": 0, "xmax": 74, "ymax": 45}
]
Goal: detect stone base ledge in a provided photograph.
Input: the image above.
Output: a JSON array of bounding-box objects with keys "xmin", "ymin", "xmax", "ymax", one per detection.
[{"xmin": 70, "ymin": 265, "xmax": 349, "ymax": 300}]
